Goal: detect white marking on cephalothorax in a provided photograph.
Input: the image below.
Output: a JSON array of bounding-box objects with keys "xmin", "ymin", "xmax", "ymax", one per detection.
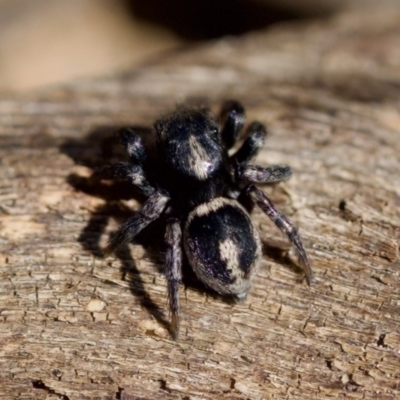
[{"xmin": 188, "ymin": 135, "xmax": 212, "ymax": 180}]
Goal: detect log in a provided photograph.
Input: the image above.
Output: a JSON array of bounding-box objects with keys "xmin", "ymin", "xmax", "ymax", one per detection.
[{"xmin": 1, "ymin": 5, "xmax": 400, "ymax": 399}]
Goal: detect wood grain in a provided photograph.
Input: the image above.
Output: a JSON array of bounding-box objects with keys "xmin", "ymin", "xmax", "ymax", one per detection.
[{"xmin": 1, "ymin": 5, "xmax": 400, "ymax": 399}]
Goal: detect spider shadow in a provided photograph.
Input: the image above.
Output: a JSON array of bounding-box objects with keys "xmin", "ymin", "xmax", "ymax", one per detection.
[
  {"xmin": 261, "ymin": 240, "xmax": 305, "ymax": 284},
  {"xmin": 60, "ymin": 126, "xmax": 207, "ymax": 334}
]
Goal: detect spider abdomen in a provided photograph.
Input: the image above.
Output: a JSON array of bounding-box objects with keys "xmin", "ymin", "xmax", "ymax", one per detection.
[{"xmin": 184, "ymin": 197, "xmax": 262, "ymax": 299}]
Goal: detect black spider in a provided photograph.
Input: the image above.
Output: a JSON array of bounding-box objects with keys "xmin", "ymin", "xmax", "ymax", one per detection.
[{"xmin": 92, "ymin": 100, "xmax": 314, "ymax": 339}]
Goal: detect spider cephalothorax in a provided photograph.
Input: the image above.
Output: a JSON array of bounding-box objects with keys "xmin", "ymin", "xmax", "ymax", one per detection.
[{"xmin": 93, "ymin": 100, "xmax": 314, "ymax": 339}]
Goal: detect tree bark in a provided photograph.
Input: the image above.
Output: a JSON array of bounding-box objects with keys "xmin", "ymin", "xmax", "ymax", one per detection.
[{"xmin": 1, "ymin": 5, "xmax": 400, "ymax": 399}]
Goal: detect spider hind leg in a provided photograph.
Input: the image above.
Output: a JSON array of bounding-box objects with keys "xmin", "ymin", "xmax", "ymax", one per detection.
[{"xmin": 246, "ymin": 184, "xmax": 314, "ymax": 284}]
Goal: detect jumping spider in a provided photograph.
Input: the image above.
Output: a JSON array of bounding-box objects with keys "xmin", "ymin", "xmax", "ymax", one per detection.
[{"xmin": 93, "ymin": 100, "xmax": 314, "ymax": 339}]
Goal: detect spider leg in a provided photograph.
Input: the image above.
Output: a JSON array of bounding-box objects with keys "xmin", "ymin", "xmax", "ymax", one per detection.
[
  {"xmin": 119, "ymin": 127, "xmax": 148, "ymax": 165},
  {"xmin": 91, "ymin": 162, "xmax": 155, "ymax": 197},
  {"xmin": 245, "ymin": 184, "xmax": 314, "ymax": 285},
  {"xmin": 104, "ymin": 191, "xmax": 169, "ymax": 255},
  {"xmin": 237, "ymin": 164, "xmax": 292, "ymax": 184},
  {"xmin": 220, "ymin": 100, "xmax": 245, "ymax": 149},
  {"xmin": 231, "ymin": 121, "xmax": 267, "ymax": 164},
  {"xmin": 233, "ymin": 163, "xmax": 291, "ymax": 213},
  {"xmin": 164, "ymin": 218, "xmax": 182, "ymax": 340}
]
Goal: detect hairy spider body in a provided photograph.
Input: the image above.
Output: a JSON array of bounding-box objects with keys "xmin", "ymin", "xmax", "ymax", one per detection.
[
  {"xmin": 185, "ymin": 197, "xmax": 262, "ymax": 299},
  {"xmin": 94, "ymin": 100, "xmax": 314, "ymax": 339}
]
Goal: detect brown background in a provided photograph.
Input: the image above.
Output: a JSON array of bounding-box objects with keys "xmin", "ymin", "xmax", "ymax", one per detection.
[{"xmin": 0, "ymin": 0, "xmax": 376, "ymax": 93}]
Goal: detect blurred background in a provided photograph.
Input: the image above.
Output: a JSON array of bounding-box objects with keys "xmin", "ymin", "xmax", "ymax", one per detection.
[{"xmin": 0, "ymin": 0, "xmax": 387, "ymax": 93}]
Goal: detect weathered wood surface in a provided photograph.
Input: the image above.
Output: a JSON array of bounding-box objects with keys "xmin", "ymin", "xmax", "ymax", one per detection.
[{"xmin": 1, "ymin": 6, "xmax": 400, "ymax": 400}]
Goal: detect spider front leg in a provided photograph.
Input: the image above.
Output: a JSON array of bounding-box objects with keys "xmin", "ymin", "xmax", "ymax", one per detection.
[
  {"xmin": 164, "ymin": 218, "xmax": 182, "ymax": 339},
  {"xmin": 234, "ymin": 161, "xmax": 291, "ymax": 213},
  {"xmin": 91, "ymin": 162, "xmax": 155, "ymax": 197},
  {"xmin": 231, "ymin": 121, "xmax": 267, "ymax": 164},
  {"xmin": 237, "ymin": 164, "xmax": 292, "ymax": 184},
  {"xmin": 104, "ymin": 191, "xmax": 169, "ymax": 255},
  {"xmin": 220, "ymin": 100, "xmax": 245, "ymax": 149},
  {"xmin": 245, "ymin": 184, "xmax": 315, "ymax": 284}
]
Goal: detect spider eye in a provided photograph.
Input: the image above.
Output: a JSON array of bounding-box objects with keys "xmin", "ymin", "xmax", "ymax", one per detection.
[
  {"xmin": 210, "ymin": 127, "xmax": 219, "ymax": 136},
  {"xmin": 208, "ymin": 127, "xmax": 220, "ymax": 144}
]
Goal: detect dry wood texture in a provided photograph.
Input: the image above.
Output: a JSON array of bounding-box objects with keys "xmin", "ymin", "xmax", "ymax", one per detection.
[{"xmin": 1, "ymin": 5, "xmax": 400, "ymax": 400}]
